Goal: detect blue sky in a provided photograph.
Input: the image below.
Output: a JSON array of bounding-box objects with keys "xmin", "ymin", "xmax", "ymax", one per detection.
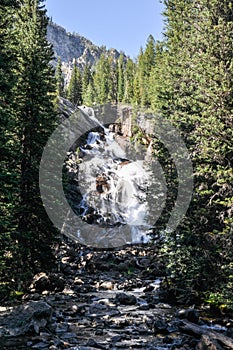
[{"xmin": 45, "ymin": 0, "xmax": 165, "ymax": 59}]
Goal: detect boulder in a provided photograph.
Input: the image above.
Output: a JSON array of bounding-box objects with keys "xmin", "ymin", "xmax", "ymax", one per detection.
[{"xmin": 0, "ymin": 301, "xmax": 52, "ymax": 336}]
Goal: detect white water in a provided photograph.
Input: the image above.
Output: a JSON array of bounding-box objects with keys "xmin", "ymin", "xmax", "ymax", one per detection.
[{"xmin": 76, "ymin": 119, "xmax": 167, "ymax": 245}]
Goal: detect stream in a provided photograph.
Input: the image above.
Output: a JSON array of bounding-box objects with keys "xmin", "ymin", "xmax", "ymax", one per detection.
[
  {"xmin": 1, "ymin": 241, "xmax": 233, "ymax": 349},
  {"xmin": 1, "ymin": 110, "xmax": 232, "ymax": 349}
]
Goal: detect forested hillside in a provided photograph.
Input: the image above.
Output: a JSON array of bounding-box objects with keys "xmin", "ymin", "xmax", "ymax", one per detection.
[
  {"xmin": 0, "ymin": 0, "xmax": 58, "ymax": 296},
  {"xmin": 0, "ymin": 0, "xmax": 232, "ymax": 314}
]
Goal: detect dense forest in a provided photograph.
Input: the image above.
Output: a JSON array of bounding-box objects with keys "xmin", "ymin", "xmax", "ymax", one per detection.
[{"xmin": 0, "ymin": 0, "xmax": 232, "ymax": 313}]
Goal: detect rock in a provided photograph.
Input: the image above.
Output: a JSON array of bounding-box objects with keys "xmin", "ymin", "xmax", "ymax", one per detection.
[
  {"xmin": 29, "ymin": 272, "xmax": 65, "ymax": 293},
  {"xmin": 177, "ymin": 307, "xmax": 199, "ymax": 324},
  {"xmin": 88, "ymin": 302, "xmax": 109, "ymax": 316},
  {"xmin": 0, "ymin": 301, "xmax": 52, "ymax": 336},
  {"xmin": 86, "ymin": 338, "xmax": 106, "ymax": 349},
  {"xmin": 32, "ymin": 341, "xmax": 50, "ymax": 348},
  {"xmin": 153, "ymin": 318, "xmax": 168, "ymax": 334},
  {"xmin": 96, "ymin": 174, "xmax": 110, "ymax": 194},
  {"xmin": 99, "ymin": 281, "xmax": 114, "ymax": 290},
  {"xmin": 47, "ymin": 23, "xmax": 123, "ymax": 87},
  {"xmin": 118, "ymin": 262, "xmax": 130, "ymax": 271},
  {"xmin": 116, "ymin": 292, "xmax": 137, "ymax": 305},
  {"xmin": 95, "ymin": 328, "xmax": 104, "ymax": 335},
  {"xmin": 74, "ymin": 277, "xmax": 84, "ymax": 285},
  {"xmin": 112, "ymin": 335, "xmax": 123, "ymax": 342}
]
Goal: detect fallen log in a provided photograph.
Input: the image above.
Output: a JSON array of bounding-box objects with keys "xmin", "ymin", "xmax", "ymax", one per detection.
[{"xmin": 179, "ymin": 320, "xmax": 233, "ymax": 349}]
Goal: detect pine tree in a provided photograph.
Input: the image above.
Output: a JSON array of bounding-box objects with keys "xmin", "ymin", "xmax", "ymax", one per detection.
[
  {"xmin": 144, "ymin": 34, "xmax": 156, "ymax": 74},
  {"xmin": 0, "ymin": 0, "xmax": 19, "ymax": 295},
  {"xmin": 108, "ymin": 56, "xmax": 118, "ymax": 102},
  {"xmin": 135, "ymin": 36, "xmax": 156, "ymax": 106},
  {"xmin": 67, "ymin": 59, "xmax": 83, "ymax": 105},
  {"xmin": 117, "ymin": 53, "xmax": 125, "ymax": 102},
  {"xmin": 55, "ymin": 56, "xmax": 64, "ymax": 97},
  {"xmin": 82, "ymin": 65, "xmax": 92, "ymax": 95},
  {"xmin": 13, "ymin": 0, "xmax": 58, "ymax": 272},
  {"xmin": 152, "ymin": 0, "xmax": 233, "ymax": 306},
  {"xmin": 93, "ymin": 53, "xmax": 111, "ymax": 104},
  {"xmin": 123, "ymin": 58, "xmax": 135, "ymax": 104},
  {"xmin": 83, "ymin": 81, "xmax": 96, "ymax": 106}
]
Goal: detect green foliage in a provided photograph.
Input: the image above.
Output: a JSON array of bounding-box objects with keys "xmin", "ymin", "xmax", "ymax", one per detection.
[
  {"xmin": 150, "ymin": 0, "xmax": 233, "ymax": 309},
  {"xmin": 117, "ymin": 53, "xmax": 125, "ymax": 102},
  {"xmin": 0, "ymin": 0, "xmax": 20, "ymax": 293},
  {"xmin": 93, "ymin": 53, "xmax": 117, "ymax": 104},
  {"xmin": 55, "ymin": 57, "xmax": 64, "ymax": 97},
  {"xmin": 123, "ymin": 58, "xmax": 135, "ymax": 103},
  {"xmin": 133, "ymin": 36, "xmax": 156, "ymax": 107},
  {"xmin": 0, "ymin": 0, "xmax": 58, "ymax": 295},
  {"xmin": 67, "ymin": 59, "xmax": 83, "ymax": 105}
]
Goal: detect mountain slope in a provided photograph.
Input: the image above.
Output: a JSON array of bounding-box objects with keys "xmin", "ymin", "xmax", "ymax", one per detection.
[{"xmin": 47, "ymin": 22, "xmax": 123, "ymax": 85}]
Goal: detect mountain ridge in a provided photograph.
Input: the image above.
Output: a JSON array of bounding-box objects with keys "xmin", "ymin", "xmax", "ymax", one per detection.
[{"xmin": 47, "ymin": 21, "xmax": 125, "ymax": 85}]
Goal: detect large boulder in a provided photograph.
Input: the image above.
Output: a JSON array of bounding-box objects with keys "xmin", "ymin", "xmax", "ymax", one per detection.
[{"xmin": 0, "ymin": 301, "xmax": 52, "ymax": 336}]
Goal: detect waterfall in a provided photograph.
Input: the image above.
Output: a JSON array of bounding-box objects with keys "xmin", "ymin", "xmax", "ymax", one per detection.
[{"xmin": 70, "ymin": 111, "xmax": 167, "ymax": 246}]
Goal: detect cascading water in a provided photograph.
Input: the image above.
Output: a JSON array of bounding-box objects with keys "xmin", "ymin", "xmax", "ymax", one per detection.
[{"xmin": 68, "ymin": 111, "xmax": 167, "ymax": 246}]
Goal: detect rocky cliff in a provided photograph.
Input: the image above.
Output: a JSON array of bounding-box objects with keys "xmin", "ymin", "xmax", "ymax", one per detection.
[{"xmin": 47, "ymin": 22, "xmax": 122, "ymax": 85}]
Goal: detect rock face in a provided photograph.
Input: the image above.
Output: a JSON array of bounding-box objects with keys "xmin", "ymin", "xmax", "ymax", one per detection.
[{"xmin": 47, "ymin": 22, "xmax": 122, "ymax": 85}]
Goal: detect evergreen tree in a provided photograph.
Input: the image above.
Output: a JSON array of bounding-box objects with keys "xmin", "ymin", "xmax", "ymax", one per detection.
[
  {"xmin": 82, "ymin": 81, "xmax": 96, "ymax": 106},
  {"xmin": 82, "ymin": 65, "xmax": 92, "ymax": 96},
  {"xmin": 133, "ymin": 47, "xmax": 144, "ymax": 105},
  {"xmin": 136, "ymin": 36, "xmax": 156, "ymax": 106},
  {"xmin": 133, "ymin": 70, "xmax": 141, "ymax": 105},
  {"xmin": 143, "ymin": 34, "xmax": 156, "ymax": 74},
  {"xmin": 123, "ymin": 58, "xmax": 135, "ymax": 103},
  {"xmin": 152, "ymin": 0, "xmax": 233, "ymax": 307},
  {"xmin": 67, "ymin": 59, "xmax": 83, "ymax": 105},
  {"xmin": 13, "ymin": 0, "xmax": 58, "ymax": 273},
  {"xmin": 117, "ymin": 53, "xmax": 125, "ymax": 102},
  {"xmin": 108, "ymin": 56, "xmax": 118, "ymax": 102},
  {"xmin": 0, "ymin": 0, "xmax": 19, "ymax": 295},
  {"xmin": 93, "ymin": 53, "xmax": 112, "ymax": 104},
  {"xmin": 55, "ymin": 56, "xmax": 64, "ymax": 97}
]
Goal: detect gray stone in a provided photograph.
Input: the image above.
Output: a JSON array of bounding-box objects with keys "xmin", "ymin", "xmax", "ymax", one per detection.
[
  {"xmin": 116, "ymin": 292, "xmax": 137, "ymax": 305},
  {"xmin": 0, "ymin": 301, "xmax": 52, "ymax": 336},
  {"xmin": 177, "ymin": 307, "xmax": 199, "ymax": 324}
]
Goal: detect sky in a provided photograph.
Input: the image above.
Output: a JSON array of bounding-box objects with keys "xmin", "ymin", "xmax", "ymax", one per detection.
[{"xmin": 45, "ymin": 0, "xmax": 165, "ymax": 59}]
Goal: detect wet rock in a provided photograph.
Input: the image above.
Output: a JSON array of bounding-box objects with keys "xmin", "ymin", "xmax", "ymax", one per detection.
[
  {"xmin": 95, "ymin": 328, "xmax": 104, "ymax": 335},
  {"xmin": 88, "ymin": 301, "xmax": 119, "ymax": 318},
  {"xmin": 86, "ymin": 338, "xmax": 106, "ymax": 349},
  {"xmin": 153, "ymin": 318, "xmax": 169, "ymax": 334},
  {"xmin": 115, "ymin": 292, "xmax": 137, "ymax": 305},
  {"xmin": 143, "ymin": 285, "xmax": 155, "ymax": 293},
  {"xmin": 111, "ymin": 335, "xmax": 123, "ymax": 342},
  {"xmin": 32, "ymin": 341, "xmax": 50, "ymax": 348},
  {"xmin": 177, "ymin": 307, "xmax": 199, "ymax": 324},
  {"xmin": 96, "ymin": 174, "xmax": 110, "ymax": 194}
]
